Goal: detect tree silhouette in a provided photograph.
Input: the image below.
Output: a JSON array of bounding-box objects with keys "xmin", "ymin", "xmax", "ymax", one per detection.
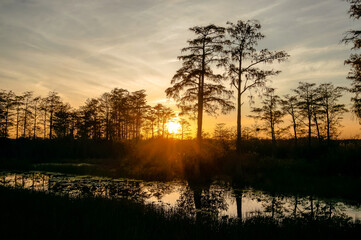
[
  {"xmin": 14, "ymin": 94, "xmax": 24, "ymax": 139},
  {"xmin": 281, "ymin": 95, "xmax": 301, "ymax": 145},
  {"xmin": 342, "ymin": 0, "xmax": 361, "ymax": 123},
  {"xmin": 311, "ymin": 91, "xmax": 322, "ymax": 143},
  {"xmin": 225, "ymin": 20, "xmax": 289, "ymax": 151},
  {"xmin": 0, "ymin": 90, "xmax": 15, "ymax": 138},
  {"xmin": 166, "ymin": 24, "xmax": 234, "ymax": 142},
  {"xmin": 39, "ymin": 97, "xmax": 49, "ymax": 139},
  {"xmin": 32, "ymin": 96, "xmax": 41, "ymax": 139},
  {"xmin": 79, "ymin": 98, "xmax": 101, "ymax": 139},
  {"xmin": 130, "ymin": 90, "xmax": 148, "ymax": 139},
  {"xmin": 153, "ymin": 104, "xmax": 164, "ymax": 137},
  {"xmin": 249, "ymin": 88, "xmax": 285, "ymax": 144},
  {"xmin": 46, "ymin": 92, "xmax": 62, "ymax": 139},
  {"xmin": 293, "ymin": 82, "xmax": 316, "ymax": 146},
  {"xmin": 22, "ymin": 91, "xmax": 33, "ymax": 138},
  {"xmin": 178, "ymin": 118, "xmax": 191, "ymax": 140},
  {"xmin": 213, "ymin": 123, "xmax": 233, "ymax": 141},
  {"xmin": 99, "ymin": 92, "xmax": 112, "ymax": 140},
  {"xmin": 0, "ymin": 91, "xmax": 5, "ymax": 136},
  {"xmin": 316, "ymin": 83, "xmax": 348, "ymax": 143},
  {"xmin": 53, "ymin": 103, "xmax": 72, "ymax": 138},
  {"xmin": 161, "ymin": 107, "xmax": 175, "ymax": 138},
  {"xmin": 109, "ymin": 88, "xmax": 129, "ymax": 140},
  {"xmin": 144, "ymin": 107, "xmax": 156, "ymax": 139}
]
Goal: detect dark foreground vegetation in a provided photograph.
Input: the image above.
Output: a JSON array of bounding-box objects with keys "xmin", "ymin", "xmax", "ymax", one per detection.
[
  {"xmin": 1, "ymin": 138, "xmax": 361, "ymax": 201},
  {"xmin": 1, "ymin": 186, "xmax": 360, "ymax": 240}
]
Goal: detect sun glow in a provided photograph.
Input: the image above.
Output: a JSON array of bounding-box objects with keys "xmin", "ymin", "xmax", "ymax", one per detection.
[{"xmin": 166, "ymin": 121, "xmax": 181, "ymax": 134}]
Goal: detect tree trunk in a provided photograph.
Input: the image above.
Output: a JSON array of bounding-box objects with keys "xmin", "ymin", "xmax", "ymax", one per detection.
[
  {"xmin": 310, "ymin": 196, "xmax": 314, "ymax": 218},
  {"xmin": 33, "ymin": 103, "xmax": 37, "ymax": 139},
  {"xmin": 162, "ymin": 120, "xmax": 165, "ymax": 138},
  {"xmin": 235, "ymin": 189, "xmax": 243, "ymax": 220},
  {"xmin": 236, "ymin": 52, "xmax": 243, "ymax": 153},
  {"xmin": 293, "ymin": 196, "xmax": 298, "ymax": 217},
  {"xmin": 271, "ymin": 197, "xmax": 275, "ymax": 218},
  {"xmin": 151, "ymin": 122, "xmax": 154, "ymax": 139},
  {"xmin": 291, "ymin": 107, "xmax": 298, "ymax": 145},
  {"xmin": 105, "ymin": 108, "xmax": 109, "ymax": 140},
  {"xmin": 4, "ymin": 105, "xmax": 9, "ymax": 137},
  {"xmin": 49, "ymin": 110, "xmax": 53, "ymax": 139},
  {"xmin": 236, "ymin": 87, "xmax": 242, "ymax": 152},
  {"xmin": 270, "ymin": 109, "xmax": 276, "ymax": 145},
  {"xmin": 43, "ymin": 110, "xmax": 47, "ymax": 139},
  {"xmin": 326, "ymin": 106, "xmax": 330, "ymax": 144},
  {"xmin": 308, "ymin": 111, "xmax": 312, "ymax": 146},
  {"xmin": 197, "ymin": 74, "xmax": 204, "ymax": 142},
  {"xmin": 197, "ymin": 42, "xmax": 206, "ymax": 143},
  {"xmin": 16, "ymin": 108, "xmax": 20, "ymax": 139},
  {"xmin": 313, "ymin": 111, "xmax": 321, "ymax": 143},
  {"xmin": 23, "ymin": 101, "xmax": 28, "ymax": 138}
]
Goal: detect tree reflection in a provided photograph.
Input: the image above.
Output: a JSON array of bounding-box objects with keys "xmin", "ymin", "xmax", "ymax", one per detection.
[
  {"xmin": 177, "ymin": 180, "xmax": 228, "ymax": 221},
  {"xmin": 232, "ymin": 181, "xmax": 246, "ymax": 220},
  {"xmin": 0, "ymin": 171, "xmax": 358, "ymax": 223}
]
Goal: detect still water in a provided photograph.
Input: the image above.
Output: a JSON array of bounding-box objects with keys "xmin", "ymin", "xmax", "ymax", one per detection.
[{"xmin": 1, "ymin": 171, "xmax": 360, "ymax": 221}]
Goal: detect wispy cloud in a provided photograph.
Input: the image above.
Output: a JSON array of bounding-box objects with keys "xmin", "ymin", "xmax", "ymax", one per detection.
[{"xmin": 0, "ymin": 0, "xmax": 356, "ymax": 111}]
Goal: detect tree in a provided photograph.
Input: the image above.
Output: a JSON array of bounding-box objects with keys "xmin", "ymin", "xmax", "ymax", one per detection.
[
  {"xmin": 79, "ymin": 98, "xmax": 101, "ymax": 139},
  {"xmin": 53, "ymin": 103, "xmax": 72, "ymax": 138},
  {"xmin": 311, "ymin": 90, "xmax": 322, "ymax": 143},
  {"xmin": 166, "ymin": 24, "xmax": 234, "ymax": 142},
  {"xmin": 99, "ymin": 92, "xmax": 111, "ymax": 140},
  {"xmin": 0, "ymin": 91, "xmax": 5, "ymax": 136},
  {"xmin": 32, "ymin": 96, "xmax": 41, "ymax": 139},
  {"xmin": 249, "ymin": 88, "xmax": 285, "ymax": 144},
  {"xmin": 144, "ymin": 107, "xmax": 156, "ymax": 139},
  {"xmin": 316, "ymin": 83, "xmax": 348, "ymax": 143},
  {"xmin": 342, "ymin": 0, "xmax": 361, "ymax": 123},
  {"xmin": 22, "ymin": 91, "xmax": 33, "ymax": 138},
  {"xmin": 281, "ymin": 95, "xmax": 301, "ymax": 144},
  {"xmin": 293, "ymin": 82, "xmax": 316, "ymax": 145},
  {"xmin": 0, "ymin": 90, "xmax": 15, "ymax": 138},
  {"xmin": 226, "ymin": 20, "xmax": 289, "ymax": 151},
  {"xmin": 161, "ymin": 107, "xmax": 175, "ymax": 138},
  {"xmin": 153, "ymin": 103, "xmax": 165, "ymax": 137},
  {"xmin": 110, "ymin": 88, "xmax": 129, "ymax": 140},
  {"xmin": 40, "ymin": 97, "xmax": 48, "ymax": 139},
  {"xmin": 178, "ymin": 118, "xmax": 191, "ymax": 140},
  {"xmin": 13, "ymin": 94, "xmax": 24, "ymax": 139},
  {"xmin": 130, "ymin": 90, "xmax": 148, "ymax": 139},
  {"xmin": 46, "ymin": 92, "xmax": 62, "ymax": 139},
  {"xmin": 213, "ymin": 123, "xmax": 233, "ymax": 141}
]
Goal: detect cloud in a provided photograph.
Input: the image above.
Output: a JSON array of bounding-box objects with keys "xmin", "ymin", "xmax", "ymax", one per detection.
[{"xmin": 0, "ymin": 0, "xmax": 356, "ymax": 108}]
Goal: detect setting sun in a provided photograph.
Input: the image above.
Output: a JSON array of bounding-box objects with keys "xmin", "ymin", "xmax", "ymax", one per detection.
[{"xmin": 166, "ymin": 122, "xmax": 181, "ymax": 134}]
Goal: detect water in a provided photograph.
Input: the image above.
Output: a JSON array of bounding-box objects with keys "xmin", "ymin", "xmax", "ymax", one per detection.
[{"xmin": 1, "ymin": 171, "xmax": 360, "ymax": 221}]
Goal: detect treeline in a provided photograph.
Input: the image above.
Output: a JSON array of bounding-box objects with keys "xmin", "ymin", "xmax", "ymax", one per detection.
[
  {"xmin": 0, "ymin": 89, "xmax": 191, "ymax": 140},
  {"xmin": 0, "ymin": 80, "xmax": 350, "ymax": 143},
  {"xmin": 213, "ymin": 82, "xmax": 348, "ymax": 145},
  {"xmin": 249, "ymin": 82, "xmax": 348, "ymax": 144}
]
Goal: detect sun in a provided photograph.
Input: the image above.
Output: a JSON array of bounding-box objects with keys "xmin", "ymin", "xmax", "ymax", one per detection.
[{"xmin": 166, "ymin": 121, "xmax": 181, "ymax": 134}]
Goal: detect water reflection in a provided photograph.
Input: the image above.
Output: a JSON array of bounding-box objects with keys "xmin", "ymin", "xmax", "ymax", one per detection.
[{"xmin": 1, "ymin": 171, "xmax": 360, "ymax": 221}]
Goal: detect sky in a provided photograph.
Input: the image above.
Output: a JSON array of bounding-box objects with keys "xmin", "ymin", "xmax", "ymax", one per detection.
[{"xmin": 0, "ymin": 0, "xmax": 360, "ymax": 138}]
